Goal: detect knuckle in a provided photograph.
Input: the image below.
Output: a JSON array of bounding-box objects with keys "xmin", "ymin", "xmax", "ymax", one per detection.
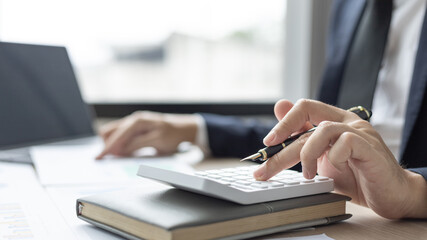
[
  {"xmin": 316, "ymin": 120, "xmax": 338, "ymax": 135},
  {"xmin": 294, "ymin": 99, "xmax": 317, "ymax": 113},
  {"xmin": 125, "ymin": 117, "xmax": 142, "ymax": 128},
  {"xmin": 131, "ymin": 110, "xmax": 145, "ymax": 117},
  {"xmin": 317, "ymin": 120, "xmax": 334, "ymax": 129},
  {"xmin": 339, "ymin": 131, "xmax": 355, "ymax": 145},
  {"xmin": 348, "ymin": 119, "xmax": 369, "ymax": 129},
  {"xmin": 135, "ymin": 117, "xmax": 145, "ymax": 126},
  {"xmin": 295, "ymin": 98, "xmax": 312, "ymax": 108},
  {"xmin": 276, "ymin": 119, "xmax": 292, "ymax": 132},
  {"xmin": 295, "ymin": 133, "xmax": 309, "ymax": 147}
]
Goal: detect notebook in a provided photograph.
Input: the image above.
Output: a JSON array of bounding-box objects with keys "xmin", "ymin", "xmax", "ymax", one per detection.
[
  {"xmin": 77, "ymin": 185, "xmax": 351, "ymax": 240},
  {"xmin": 0, "ymin": 41, "xmax": 97, "ymax": 163}
]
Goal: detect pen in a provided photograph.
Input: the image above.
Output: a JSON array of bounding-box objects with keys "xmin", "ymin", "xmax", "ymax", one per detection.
[{"xmin": 240, "ymin": 106, "xmax": 372, "ymax": 162}]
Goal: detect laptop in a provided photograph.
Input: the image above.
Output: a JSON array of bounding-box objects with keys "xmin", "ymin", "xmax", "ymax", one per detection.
[{"xmin": 0, "ymin": 41, "xmax": 97, "ymax": 163}]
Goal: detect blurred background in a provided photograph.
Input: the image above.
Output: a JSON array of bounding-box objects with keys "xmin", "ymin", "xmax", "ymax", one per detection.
[{"xmin": 0, "ymin": 0, "xmax": 332, "ymax": 116}]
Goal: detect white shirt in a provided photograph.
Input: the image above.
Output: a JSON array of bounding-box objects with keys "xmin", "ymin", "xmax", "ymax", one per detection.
[
  {"xmin": 196, "ymin": 0, "xmax": 427, "ymax": 159},
  {"xmin": 370, "ymin": 0, "xmax": 426, "ymax": 160}
]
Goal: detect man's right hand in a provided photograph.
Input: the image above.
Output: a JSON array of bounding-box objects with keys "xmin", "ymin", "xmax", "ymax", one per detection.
[{"xmin": 96, "ymin": 111, "xmax": 198, "ymax": 159}]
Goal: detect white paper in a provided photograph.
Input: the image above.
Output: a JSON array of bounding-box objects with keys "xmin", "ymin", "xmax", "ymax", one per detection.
[
  {"xmin": 265, "ymin": 233, "xmax": 335, "ymax": 240},
  {"xmin": 31, "ymin": 142, "xmax": 203, "ymax": 186},
  {"xmin": 0, "ymin": 162, "xmax": 75, "ymax": 240},
  {"xmin": 45, "ymin": 182, "xmax": 165, "ymax": 240}
]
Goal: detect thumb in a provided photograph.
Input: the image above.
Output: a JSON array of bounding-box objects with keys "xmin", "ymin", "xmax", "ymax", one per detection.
[{"xmin": 274, "ymin": 99, "xmax": 294, "ymax": 121}]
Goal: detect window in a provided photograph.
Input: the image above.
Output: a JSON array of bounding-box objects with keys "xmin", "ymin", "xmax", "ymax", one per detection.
[{"xmin": 0, "ymin": 0, "xmax": 286, "ymax": 104}]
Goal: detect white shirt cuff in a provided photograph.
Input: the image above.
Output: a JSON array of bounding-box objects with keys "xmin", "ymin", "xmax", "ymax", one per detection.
[{"xmin": 194, "ymin": 114, "xmax": 211, "ymax": 157}]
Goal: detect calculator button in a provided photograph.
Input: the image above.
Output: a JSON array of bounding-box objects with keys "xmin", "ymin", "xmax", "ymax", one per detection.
[
  {"xmin": 280, "ymin": 180, "xmax": 300, "ymax": 185},
  {"xmin": 235, "ymin": 171, "xmax": 250, "ymax": 175},
  {"xmin": 250, "ymin": 183, "xmax": 268, "ymax": 189},
  {"xmin": 234, "ymin": 175, "xmax": 251, "ymax": 180},
  {"xmin": 300, "ymin": 179, "xmax": 315, "ymax": 183},
  {"xmin": 221, "ymin": 168, "xmax": 236, "ymax": 172},
  {"xmin": 231, "ymin": 183, "xmax": 252, "ymax": 190},
  {"xmin": 216, "ymin": 180, "xmax": 231, "ymax": 185},
  {"xmin": 218, "ymin": 172, "xmax": 237, "ymax": 177},
  {"xmin": 221, "ymin": 177, "xmax": 236, "ymax": 182},
  {"xmin": 315, "ymin": 176, "xmax": 330, "ymax": 181},
  {"xmin": 195, "ymin": 171, "xmax": 208, "ymax": 176},
  {"xmin": 206, "ymin": 174, "xmax": 222, "ymax": 179},
  {"xmin": 235, "ymin": 180, "xmax": 251, "ymax": 185},
  {"xmin": 236, "ymin": 166, "xmax": 251, "ymax": 171},
  {"xmin": 270, "ymin": 182, "xmax": 285, "ymax": 187},
  {"xmin": 270, "ymin": 176, "xmax": 281, "ymax": 180}
]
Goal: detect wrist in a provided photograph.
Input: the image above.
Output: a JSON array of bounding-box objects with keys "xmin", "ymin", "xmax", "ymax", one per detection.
[
  {"xmin": 402, "ymin": 170, "xmax": 427, "ymax": 218},
  {"xmin": 165, "ymin": 114, "xmax": 198, "ymax": 144}
]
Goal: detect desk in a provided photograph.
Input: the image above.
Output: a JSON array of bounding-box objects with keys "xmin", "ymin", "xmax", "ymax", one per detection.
[
  {"xmin": 196, "ymin": 158, "xmax": 427, "ymax": 240},
  {"xmin": 1, "ymin": 155, "xmax": 426, "ymax": 240},
  {"xmin": 257, "ymin": 202, "xmax": 427, "ymax": 240}
]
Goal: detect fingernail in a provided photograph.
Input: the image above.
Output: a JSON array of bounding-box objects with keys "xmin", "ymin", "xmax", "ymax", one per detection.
[
  {"xmin": 263, "ymin": 131, "xmax": 277, "ymax": 144},
  {"xmin": 253, "ymin": 164, "xmax": 267, "ymax": 180}
]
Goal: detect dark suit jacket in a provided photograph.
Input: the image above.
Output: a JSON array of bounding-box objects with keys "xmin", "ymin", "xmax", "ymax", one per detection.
[{"xmin": 202, "ymin": 0, "xmax": 427, "ymax": 179}]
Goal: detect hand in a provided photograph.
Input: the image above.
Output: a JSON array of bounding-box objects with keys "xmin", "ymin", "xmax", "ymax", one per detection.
[
  {"xmin": 253, "ymin": 99, "xmax": 427, "ymax": 219},
  {"xmin": 96, "ymin": 111, "xmax": 198, "ymax": 159}
]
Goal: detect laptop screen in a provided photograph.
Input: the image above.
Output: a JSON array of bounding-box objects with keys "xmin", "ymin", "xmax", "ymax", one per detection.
[{"xmin": 0, "ymin": 42, "xmax": 94, "ymax": 149}]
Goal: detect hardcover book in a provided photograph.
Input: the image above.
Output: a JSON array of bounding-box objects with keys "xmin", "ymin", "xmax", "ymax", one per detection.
[{"xmin": 77, "ymin": 185, "xmax": 351, "ymax": 240}]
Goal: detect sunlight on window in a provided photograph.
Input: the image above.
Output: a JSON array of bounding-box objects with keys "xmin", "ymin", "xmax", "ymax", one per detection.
[{"xmin": 0, "ymin": 0, "xmax": 286, "ymax": 103}]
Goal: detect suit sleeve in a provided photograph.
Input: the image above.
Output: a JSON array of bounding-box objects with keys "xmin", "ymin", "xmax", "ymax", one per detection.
[
  {"xmin": 200, "ymin": 113, "xmax": 273, "ymax": 158},
  {"xmin": 408, "ymin": 168, "xmax": 427, "ymax": 181}
]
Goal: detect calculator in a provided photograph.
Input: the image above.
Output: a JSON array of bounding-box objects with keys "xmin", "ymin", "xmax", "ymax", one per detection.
[{"xmin": 137, "ymin": 164, "xmax": 334, "ymax": 205}]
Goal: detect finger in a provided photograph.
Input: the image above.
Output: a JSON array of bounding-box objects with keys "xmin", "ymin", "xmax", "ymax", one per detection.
[
  {"xmin": 121, "ymin": 131, "xmax": 160, "ymax": 155},
  {"xmin": 328, "ymin": 131, "xmax": 382, "ymax": 171},
  {"xmin": 253, "ymin": 132, "xmax": 311, "ymax": 181},
  {"xmin": 96, "ymin": 119, "xmax": 151, "ymax": 159},
  {"xmin": 264, "ymin": 99, "xmax": 350, "ymax": 146},
  {"xmin": 299, "ymin": 121, "xmax": 353, "ymax": 178},
  {"xmin": 273, "ymin": 99, "xmax": 294, "ymax": 121},
  {"xmin": 96, "ymin": 148, "xmax": 109, "ymax": 160},
  {"xmin": 98, "ymin": 119, "xmax": 123, "ymax": 140},
  {"xmin": 273, "ymin": 99, "xmax": 313, "ymax": 137}
]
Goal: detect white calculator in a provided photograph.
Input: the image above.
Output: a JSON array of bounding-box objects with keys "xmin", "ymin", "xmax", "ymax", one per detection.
[{"xmin": 137, "ymin": 164, "xmax": 334, "ymax": 205}]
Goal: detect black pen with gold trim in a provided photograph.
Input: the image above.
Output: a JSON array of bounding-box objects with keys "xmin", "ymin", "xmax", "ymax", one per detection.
[{"xmin": 240, "ymin": 106, "xmax": 372, "ymax": 162}]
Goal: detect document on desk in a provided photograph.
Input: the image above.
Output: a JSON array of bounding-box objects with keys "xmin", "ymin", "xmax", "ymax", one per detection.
[
  {"xmin": 46, "ymin": 185, "xmax": 128, "ymax": 240},
  {"xmin": 266, "ymin": 233, "xmax": 335, "ymax": 240},
  {"xmin": 0, "ymin": 162, "xmax": 75, "ymax": 240},
  {"xmin": 45, "ymin": 182, "xmax": 165, "ymax": 240},
  {"xmin": 31, "ymin": 143, "xmax": 202, "ymax": 186}
]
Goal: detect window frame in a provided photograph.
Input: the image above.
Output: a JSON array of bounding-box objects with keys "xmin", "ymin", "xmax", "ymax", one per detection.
[{"xmin": 92, "ymin": 0, "xmax": 332, "ymax": 118}]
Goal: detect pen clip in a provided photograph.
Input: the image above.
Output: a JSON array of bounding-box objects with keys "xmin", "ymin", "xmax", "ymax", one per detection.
[{"xmin": 347, "ymin": 106, "xmax": 372, "ymax": 121}]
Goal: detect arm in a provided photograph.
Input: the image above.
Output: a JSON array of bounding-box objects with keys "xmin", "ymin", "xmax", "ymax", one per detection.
[
  {"xmin": 200, "ymin": 113, "xmax": 274, "ymax": 158},
  {"xmin": 96, "ymin": 111, "xmax": 199, "ymax": 159},
  {"xmin": 96, "ymin": 111, "xmax": 276, "ymax": 161}
]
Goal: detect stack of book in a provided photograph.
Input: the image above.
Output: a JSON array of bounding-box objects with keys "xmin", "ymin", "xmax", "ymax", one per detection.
[{"xmin": 77, "ymin": 185, "xmax": 350, "ymax": 240}]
